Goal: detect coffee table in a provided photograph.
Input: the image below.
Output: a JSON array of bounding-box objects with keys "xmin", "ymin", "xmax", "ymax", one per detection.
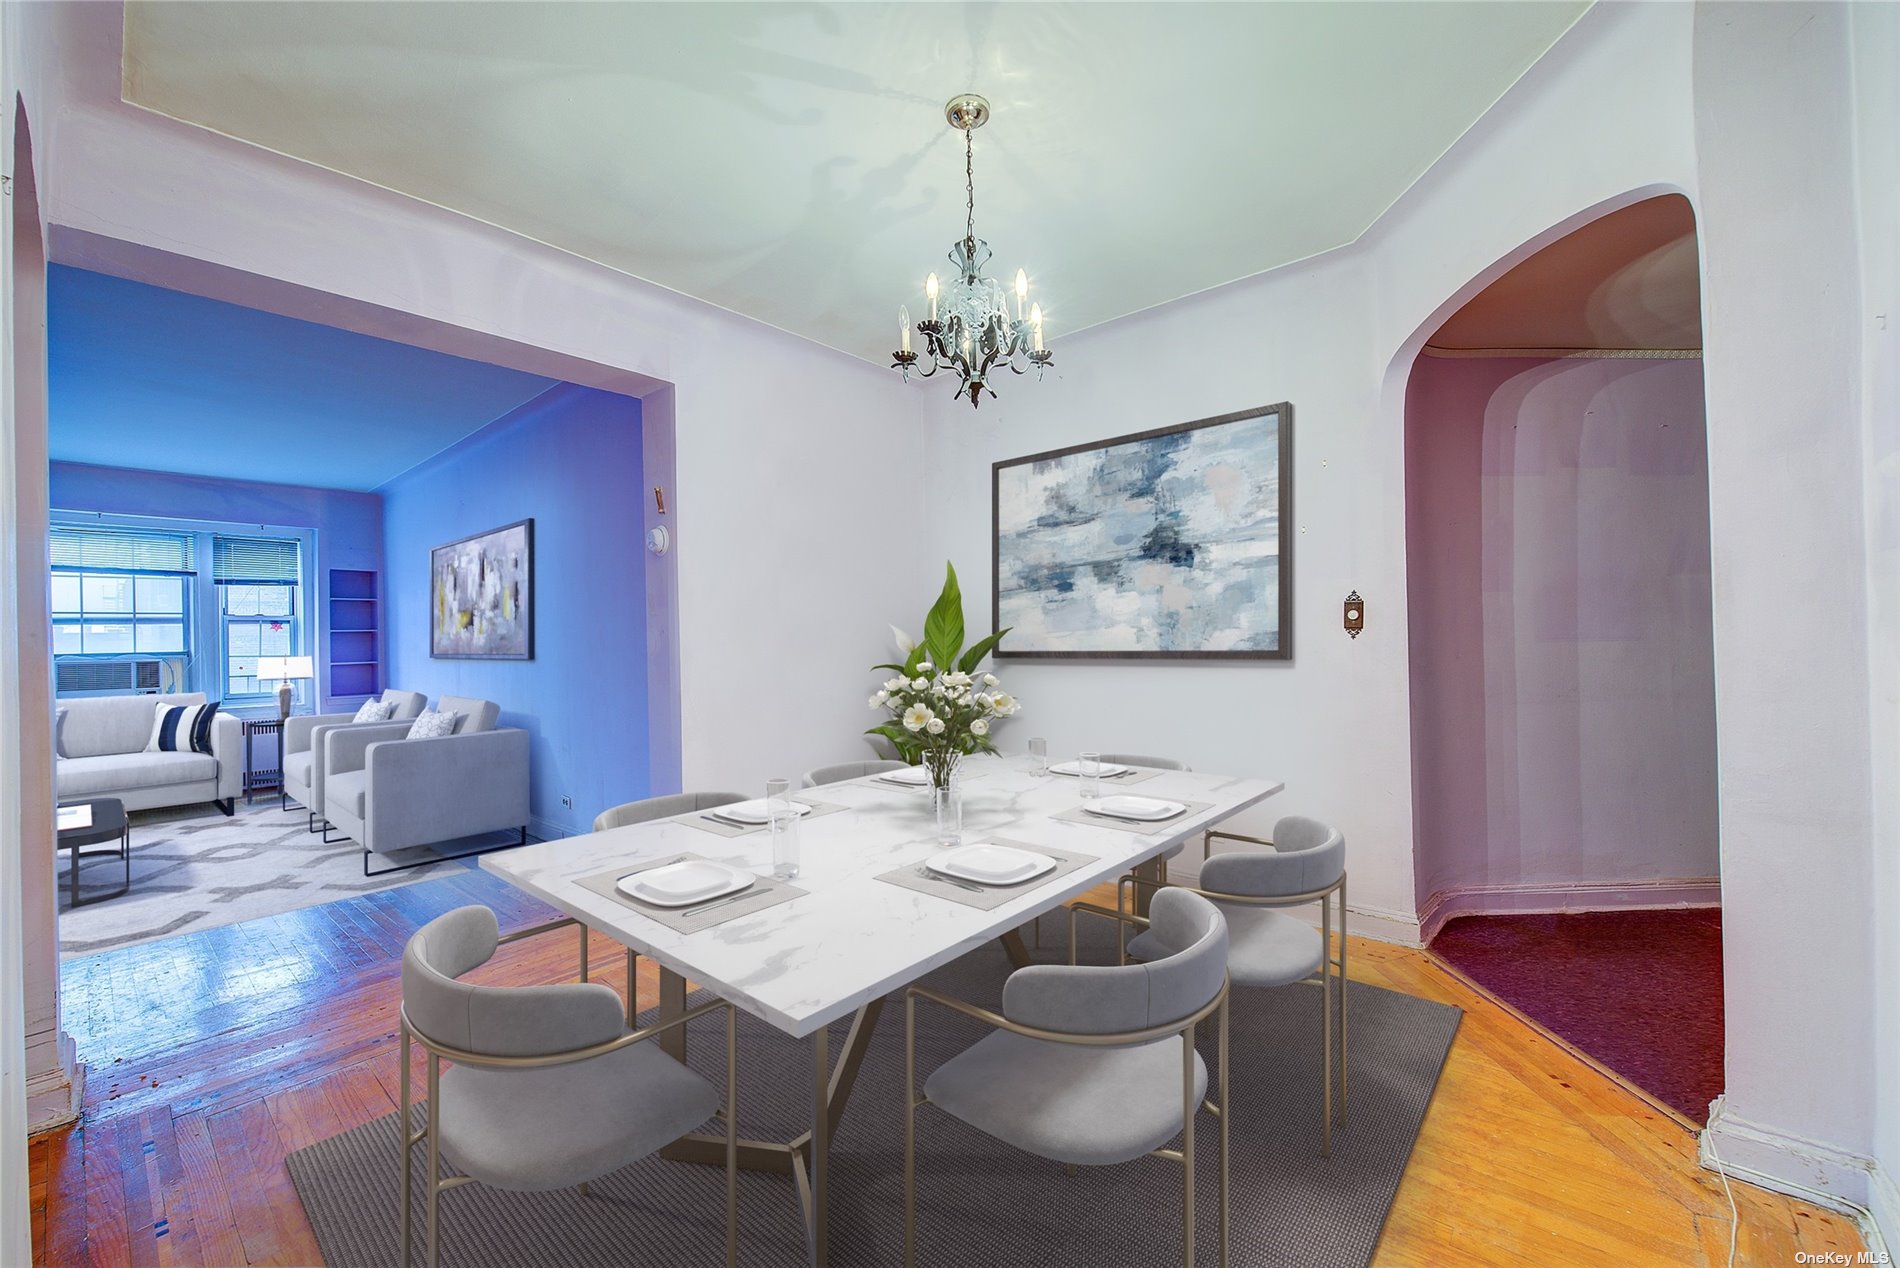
[{"xmin": 57, "ymin": 797, "xmax": 130, "ymax": 907}]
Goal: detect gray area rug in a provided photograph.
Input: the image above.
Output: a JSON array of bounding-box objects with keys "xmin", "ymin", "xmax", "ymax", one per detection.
[
  {"xmin": 288, "ymin": 920, "xmax": 1461, "ymax": 1267},
  {"xmin": 58, "ymin": 798, "xmax": 469, "ymax": 958}
]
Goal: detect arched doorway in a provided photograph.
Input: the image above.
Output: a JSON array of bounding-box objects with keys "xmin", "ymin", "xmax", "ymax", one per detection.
[{"xmin": 1403, "ymin": 194, "xmax": 1723, "ymax": 1122}]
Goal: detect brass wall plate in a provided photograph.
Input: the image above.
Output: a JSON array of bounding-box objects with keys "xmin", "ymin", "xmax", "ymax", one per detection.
[{"xmin": 1344, "ymin": 592, "xmax": 1364, "ymax": 638}]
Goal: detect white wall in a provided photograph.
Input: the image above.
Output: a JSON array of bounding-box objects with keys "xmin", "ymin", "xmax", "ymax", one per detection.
[
  {"xmin": 1690, "ymin": 1, "xmax": 1878, "ymax": 1208},
  {"xmin": 1849, "ymin": 0, "xmax": 1900, "ymax": 1245},
  {"xmin": 27, "ymin": 2, "xmax": 932, "ymax": 799}
]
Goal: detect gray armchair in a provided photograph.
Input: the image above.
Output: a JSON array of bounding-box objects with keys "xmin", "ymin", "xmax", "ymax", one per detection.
[
  {"xmin": 282, "ymin": 689, "xmax": 427, "ymax": 832},
  {"xmin": 905, "ymin": 888, "xmax": 1231, "ymax": 1267},
  {"xmin": 800, "ymin": 759, "xmax": 907, "ymax": 789},
  {"xmin": 1120, "ymin": 815, "xmax": 1348, "ymax": 1155},
  {"xmin": 398, "ymin": 905, "xmax": 737, "ymax": 1268},
  {"xmin": 321, "ymin": 696, "xmax": 529, "ymax": 871}
]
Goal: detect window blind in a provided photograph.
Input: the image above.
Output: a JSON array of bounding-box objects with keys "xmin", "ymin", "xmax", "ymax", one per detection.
[
  {"xmin": 212, "ymin": 535, "xmax": 301, "ymax": 585},
  {"xmin": 49, "ymin": 525, "xmax": 196, "ymax": 575}
]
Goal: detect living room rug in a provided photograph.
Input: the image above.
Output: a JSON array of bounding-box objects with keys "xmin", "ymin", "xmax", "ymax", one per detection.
[
  {"xmin": 288, "ymin": 923, "xmax": 1462, "ymax": 1267},
  {"xmin": 57, "ymin": 798, "xmax": 473, "ymax": 958}
]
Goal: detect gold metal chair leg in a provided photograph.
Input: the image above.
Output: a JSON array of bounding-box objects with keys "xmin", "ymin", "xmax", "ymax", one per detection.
[
  {"xmin": 812, "ymin": 1026, "xmax": 829, "ymax": 1266},
  {"xmin": 726, "ymin": 1004, "xmax": 739, "ymax": 1268},
  {"xmin": 904, "ymin": 994, "xmax": 918, "ymax": 1268},
  {"xmin": 578, "ymin": 924, "xmax": 589, "ymax": 981},
  {"xmin": 425, "ymin": 1057, "xmax": 442, "ymax": 1268},
  {"xmin": 1339, "ymin": 879, "xmax": 1349, "ymax": 1127},
  {"xmin": 1182, "ymin": 1023, "xmax": 1196, "ymax": 1268},
  {"xmin": 578, "ymin": 1181, "xmax": 589, "ymax": 1198},
  {"xmin": 1321, "ymin": 895, "xmax": 1333, "ymax": 1158},
  {"xmin": 1218, "ymin": 997, "xmax": 1231, "ymax": 1268},
  {"xmin": 398, "ymin": 1022, "xmax": 412, "ymax": 1268}
]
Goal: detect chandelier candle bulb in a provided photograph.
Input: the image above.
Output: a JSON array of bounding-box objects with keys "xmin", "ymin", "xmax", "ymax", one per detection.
[
  {"xmin": 900, "ymin": 307, "xmax": 912, "ymax": 354},
  {"xmin": 926, "ymin": 272, "xmax": 939, "ymax": 321},
  {"xmin": 1031, "ymin": 303, "xmax": 1044, "ymax": 352},
  {"xmin": 1015, "ymin": 269, "xmax": 1028, "ymax": 319}
]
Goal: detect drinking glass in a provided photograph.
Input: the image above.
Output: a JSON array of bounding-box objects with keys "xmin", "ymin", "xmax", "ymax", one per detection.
[
  {"xmin": 1079, "ymin": 751, "xmax": 1103, "ymax": 800},
  {"xmin": 766, "ymin": 777, "xmax": 801, "ymax": 879},
  {"xmin": 1028, "ymin": 737, "xmax": 1048, "ymax": 774}
]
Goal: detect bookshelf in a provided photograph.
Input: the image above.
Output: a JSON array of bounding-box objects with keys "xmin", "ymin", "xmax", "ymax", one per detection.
[{"xmin": 326, "ymin": 568, "xmax": 381, "ymax": 700}]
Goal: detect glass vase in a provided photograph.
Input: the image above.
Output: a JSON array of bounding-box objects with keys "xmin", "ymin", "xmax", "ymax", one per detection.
[{"xmin": 926, "ymin": 751, "xmax": 963, "ymax": 848}]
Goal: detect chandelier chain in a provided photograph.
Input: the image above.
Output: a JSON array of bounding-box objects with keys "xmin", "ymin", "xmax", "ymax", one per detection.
[{"xmin": 964, "ymin": 126, "xmax": 976, "ymax": 250}]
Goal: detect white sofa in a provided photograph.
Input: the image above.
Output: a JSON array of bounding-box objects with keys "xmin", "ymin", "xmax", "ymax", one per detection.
[
  {"xmin": 280, "ymin": 689, "xmax": 427, "ymax": 831},
  {"xmin": 55, "ymin": 692, "xmax": 241, "ymax": 815},
  {"xmin": 321, "ymin": 695, "xmax": 530, "ymax": 869}
]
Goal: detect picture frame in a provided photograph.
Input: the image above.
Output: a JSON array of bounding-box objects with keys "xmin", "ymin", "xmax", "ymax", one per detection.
[
  {"xmin": 430, "ymin": 518, "xmax": 534, "ymax": 660},
  {"xmin": 991, "ymin": 403, "xmax": 1292, "ymax": 660}
]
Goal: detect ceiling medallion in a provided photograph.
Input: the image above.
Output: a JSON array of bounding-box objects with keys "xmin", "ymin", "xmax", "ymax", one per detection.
[{"xmin": 893, "ymin": 94, "xmax": 1051, "ymax": 408}]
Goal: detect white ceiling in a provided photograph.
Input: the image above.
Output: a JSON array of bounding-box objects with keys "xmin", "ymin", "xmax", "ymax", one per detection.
[{"xmin": 121, "ymin": 1, "xmax": 1589, "ymax": 365}]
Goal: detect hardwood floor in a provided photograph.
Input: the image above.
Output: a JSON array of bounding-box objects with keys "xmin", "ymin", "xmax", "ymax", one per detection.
[{"xmin": 30, "ymin": 869, "xmax": 1867, "ymax": 1266}]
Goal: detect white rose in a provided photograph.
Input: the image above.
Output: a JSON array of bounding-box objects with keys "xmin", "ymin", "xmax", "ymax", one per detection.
[
  {"xmin": 926, "ymin": 717, "xmax": 946, "ymax": 735},
  {"xmin": 885, "ymin": 677, "xmax": 907, "ymax": 693},
  {"xmin": 983, "ymin": 673, "xmax": 998, "ymax": 686},
  {"xmin": 974, "ymin": 693, "xmax": 994, "ymax": 709},
  {"xmin": 870, "ymin": 691, "xmax": 887, "ymax": 708},
  {"xmin": 970, "ymin": 718, "xmax": 989, "ymax": 737},
  {"xmin": 917, "ymin": 661, "xmax": 934, "ymax": 674},
  {"xmin": 902, "ymin": 704, "xmax": 932, "ymax": 732},
  {"xmin": 990, "ymin": 692, "xmax": 1017, "ymax": 715},
  {"xmin": 911, "ymin": 676, "xmax": 930, "ymax": 690}
]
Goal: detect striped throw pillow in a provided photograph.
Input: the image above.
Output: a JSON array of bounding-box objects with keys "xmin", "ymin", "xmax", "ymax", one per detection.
[{"xmin": 144, "ymin": 701, "xmax": 221, "ymax": 756}]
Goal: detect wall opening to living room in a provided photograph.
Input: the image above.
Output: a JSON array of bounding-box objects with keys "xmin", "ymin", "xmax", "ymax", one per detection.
[
  {"xmin": 1402, "ymin": 193, "xmax": 1722, "ymax": 1122},
  {"xmin": 43, "ymin": 254, "xmax": 682, "ymax": 957}
]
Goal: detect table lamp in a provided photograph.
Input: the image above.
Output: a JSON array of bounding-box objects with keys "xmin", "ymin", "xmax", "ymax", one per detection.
[{"xmin": 256, "ymin": 655, "xmax": 315, "ymax": 721}]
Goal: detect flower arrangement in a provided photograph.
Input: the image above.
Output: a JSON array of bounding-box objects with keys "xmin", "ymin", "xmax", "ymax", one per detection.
[{"xmin": 867, "ymin": 562, "xmax": 1019, "ymax": 789}]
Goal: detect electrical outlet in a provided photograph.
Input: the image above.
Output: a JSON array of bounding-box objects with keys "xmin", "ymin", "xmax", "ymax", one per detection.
[{"xmin": 560, "ymin": 795, "xmax": 572, "ymax": 810}]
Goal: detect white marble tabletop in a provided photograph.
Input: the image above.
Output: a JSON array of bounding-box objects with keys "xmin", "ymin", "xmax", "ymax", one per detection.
[{"xmin": 482, "ymin": 754, "xmax": 1283, "ymax": 1037}]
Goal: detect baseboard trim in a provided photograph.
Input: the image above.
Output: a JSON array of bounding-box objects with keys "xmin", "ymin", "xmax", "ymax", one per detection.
[
  {"xmin": 1864, "ymin": 1157, "xmax": 1898, "ymax": 1265},
  {"xmin": 1701, "ymin": 1095, "xmax": 1876, "ymax": 1219},
  {"xmin": 1417, "ymin": 877, "xmax": 1721, "ymax": 943},
  {"xmin": 528, "ymin": 815, "xmax": 573, "ymax": 843},
  {"xmin": 26, "ymin": 1034, "xmax": 81, "ymax": 1135}
]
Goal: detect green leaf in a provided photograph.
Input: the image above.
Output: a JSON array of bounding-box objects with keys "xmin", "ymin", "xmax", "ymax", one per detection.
[
  {"xmin": 923, "ymin": 561, "xmax": 965, "ymax": 670},
  {"xmin": 957, "ymin": 627, "xmax": 1011, "ymax": 673},
  {"xmin": 865, "ymin": 723, "xmax": 921, "ymax": 763},
  {"xmin": 871, "ymin": 662, "xmax": 907, "ymax": 674},
  {"xmin": 903, "ymin": 641, "xmax": 926, "ymax": 675}
]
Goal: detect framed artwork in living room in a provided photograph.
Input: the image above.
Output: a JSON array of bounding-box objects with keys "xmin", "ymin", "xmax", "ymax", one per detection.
[
  {"xmin": 991, "ymin": 403, "xmax": 1292, "ymax": 660},
  {"xmin": 430, "ymin": 518, "xmax": 534, "ymax": 660}
]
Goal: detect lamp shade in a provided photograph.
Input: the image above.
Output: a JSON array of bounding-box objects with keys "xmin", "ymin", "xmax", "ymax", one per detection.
[{"xmin": 256, "ymin": 655, "xmax": 315, "ymax": 682}]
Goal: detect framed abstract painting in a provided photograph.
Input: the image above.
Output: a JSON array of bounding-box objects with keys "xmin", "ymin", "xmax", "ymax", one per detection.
[
  {"xmin": 991, "ymin": 403, "xmax": 1292, "ymax": 660},
  {"xmin": 430, "ymin": 518, "xmax": 534, "ymax": 660}
]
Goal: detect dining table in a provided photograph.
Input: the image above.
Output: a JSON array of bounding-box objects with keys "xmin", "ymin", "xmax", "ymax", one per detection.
[{"xmin": 481, "ymin": 752, "xmax": 1282, "ymax": 1266}]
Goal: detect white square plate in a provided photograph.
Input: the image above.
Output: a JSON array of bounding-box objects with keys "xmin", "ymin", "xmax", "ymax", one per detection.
[
  {"xmin": 1084, "ymin": 795, "xmax": 1187, "ymax": 823},
  {"xmin": 711, "ymin": 799, "xmax": 816, "ymax": 826},
  {"xmin": 928, "ymin": 843, "xmax": 1056, "ymax": 885},
  {"xmin": 1049, "ymin": 759, "xmax": 1133, "ymax": 778},
  {"xmin": 875, "ymin": 767, "xmax": 932, "ymax": 787},
  {"xmin": 618, "ymin": 860, "xmax": 754, "ymax": 907}
]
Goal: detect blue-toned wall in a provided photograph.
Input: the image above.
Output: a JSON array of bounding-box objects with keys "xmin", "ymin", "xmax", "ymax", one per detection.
[
  {"xmin": 47, "ymin": 461, "xmax": 383, "ymax": 710},
  {"xmin": 382, "ymin": 384, "xmax": 646, "ymax": 839}
]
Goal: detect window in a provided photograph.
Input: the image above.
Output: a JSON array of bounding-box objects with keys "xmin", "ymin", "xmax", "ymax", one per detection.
[
  {"xmin": 49, "ymin": 527, "xmax": 193, "ymax": 657},
  {"xmin": 215, "ymin": 536, "xmax": 302, "ymax": 699}
]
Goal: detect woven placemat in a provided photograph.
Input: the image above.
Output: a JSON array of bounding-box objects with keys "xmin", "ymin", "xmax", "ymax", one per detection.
[
  {"xmin": 681, "ymin": 798, "xmax": 847, "ymax": 839},
  {"xmin": 1050, "ymin": 798, "xmax": 1216, "ymax": 836},
  {"xmin": 575, "ymin": 854, "xmax": 805, "ymax": 934},
  {"xmin": 872, "ymin": 839, "xmax": 1098, "ymax": 910}
]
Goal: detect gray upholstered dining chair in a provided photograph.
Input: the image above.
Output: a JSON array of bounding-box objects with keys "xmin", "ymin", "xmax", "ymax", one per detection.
[
  {"xmin": 398, "ymin": 905, "xmax": 738, "ymax": 1268},
  {"xmin": 1096, "ymin": 815, "xmax": 1348, "ymax": 1155},
  {"xmin": 593, "ymin": 790, "xmax": 746, "ymax": 832},
  {"xmin": 905, "ymin": 888, "xmax": 1231, "ymax": 1267},
  {"xmin": 1097, "ymin": 753, "xmax": 1194, "ymax": 881},
  {"xmin": 800, "ymin": 759, "xmax": 908, "ymax": 788}
]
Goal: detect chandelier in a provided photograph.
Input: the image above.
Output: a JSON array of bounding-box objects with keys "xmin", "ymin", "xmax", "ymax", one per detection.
[{"xmin": 893, "ymin": 94, "xmax": 1051, "ymax": 408}]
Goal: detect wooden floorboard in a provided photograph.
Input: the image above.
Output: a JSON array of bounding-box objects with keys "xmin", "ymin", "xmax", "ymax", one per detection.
[{"xmin": 29, "ymin": 869, "xmax": 1868, "ymax": 1266}]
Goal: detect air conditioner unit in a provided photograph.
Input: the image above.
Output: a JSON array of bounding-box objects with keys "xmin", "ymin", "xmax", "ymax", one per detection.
[{"xmin": 55, "ymin": 656, "xmax": 187, "ymax": 698}]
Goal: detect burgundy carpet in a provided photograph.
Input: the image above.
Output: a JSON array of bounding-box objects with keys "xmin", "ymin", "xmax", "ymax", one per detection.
[{"xmin": 1429, "ymin": 908, "xmax": 1723, "ymax": 1123}]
